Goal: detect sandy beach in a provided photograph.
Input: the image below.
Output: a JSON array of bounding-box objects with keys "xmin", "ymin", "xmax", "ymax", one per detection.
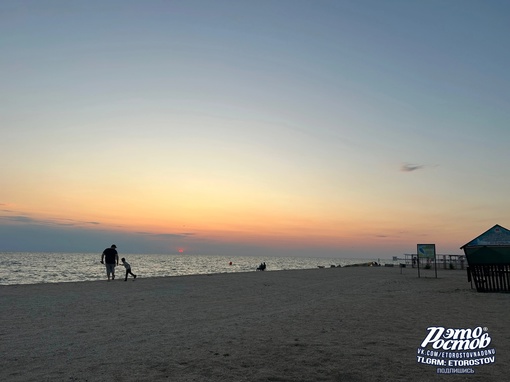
[{"xmin": 1, "ymin": 266, "xmax": 508, "ymax": 381}]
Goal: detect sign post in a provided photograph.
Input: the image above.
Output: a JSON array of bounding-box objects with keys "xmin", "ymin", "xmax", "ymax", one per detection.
[{"xmin": 417, "ymin": 244, "xmax": 437, "ymax": 278}]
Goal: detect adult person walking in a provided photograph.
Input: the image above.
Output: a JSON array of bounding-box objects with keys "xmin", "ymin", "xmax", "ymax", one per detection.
[{"xmin": 101, "ymin": 244, "xmax": 119, "ymax": 281}]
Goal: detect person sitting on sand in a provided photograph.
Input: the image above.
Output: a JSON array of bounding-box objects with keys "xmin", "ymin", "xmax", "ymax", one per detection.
[
  {"xmin": 101, "ymin": 244, "xmax": 119, "ymax": 281},
  {"xmin": 121, "ymin": 257, "xmax": 137, "ymax": 281},
  {"xmin": 257, "ymin": 262, "xmax": 266, "ymax": 271}
]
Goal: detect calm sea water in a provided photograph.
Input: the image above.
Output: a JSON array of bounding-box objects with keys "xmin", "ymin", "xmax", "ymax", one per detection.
[{"xmin": 0, "ymin": 252, "xmax": 389, "ymax": 285}]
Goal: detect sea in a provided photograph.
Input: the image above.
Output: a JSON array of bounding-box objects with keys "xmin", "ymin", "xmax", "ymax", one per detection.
[{"xmin": 0, "ymin": 252, "xmax": 391, "ymax": 286}]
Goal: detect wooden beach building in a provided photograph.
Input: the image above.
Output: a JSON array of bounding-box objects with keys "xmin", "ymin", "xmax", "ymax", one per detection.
[{"xmin": 461, "ymin": 224, "xmax": 510, "ymax": 293}]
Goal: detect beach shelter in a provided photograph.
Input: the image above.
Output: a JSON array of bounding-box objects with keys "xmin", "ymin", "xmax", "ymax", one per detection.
[{"xmin": 461, "ymin": 224, "xmax": 510, "ymax": 292}]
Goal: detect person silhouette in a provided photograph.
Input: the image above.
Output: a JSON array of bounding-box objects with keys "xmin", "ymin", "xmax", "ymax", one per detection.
[
  {"xmin": 121, "ymin": 257, "xmax": 137, "ymax": 281},
  {"xmin": 101, "ymin": 244, "xmax": 119, "ymax": 281}
]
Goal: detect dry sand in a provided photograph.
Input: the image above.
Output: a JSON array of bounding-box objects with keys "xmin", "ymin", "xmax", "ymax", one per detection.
[{"xmin": 1, "ymin": 266, "xmax": 508, "ymax": 382}]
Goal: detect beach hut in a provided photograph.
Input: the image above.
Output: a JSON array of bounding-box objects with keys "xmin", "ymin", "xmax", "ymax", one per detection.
[{"xmin": 461, "ymin": 224, "xmax": 510, "ymax": 292}]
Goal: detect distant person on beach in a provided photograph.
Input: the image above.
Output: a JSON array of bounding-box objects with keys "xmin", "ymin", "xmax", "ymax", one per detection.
[
  {"xmin": 257, "ymin": 262, "xmax": 266, "ymax": 271},
  {"xmin": 101, "ymin": 244, "xmax": 119, "ymax": 281},
  {"xmin": 121, "ymin": 257, "xmax": 137, "ymax": 281}
]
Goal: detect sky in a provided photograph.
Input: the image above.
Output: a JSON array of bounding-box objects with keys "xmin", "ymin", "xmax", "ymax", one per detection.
[{"xmin": 1, "ymin": 0, "xmax": 510, "ymax": 258}]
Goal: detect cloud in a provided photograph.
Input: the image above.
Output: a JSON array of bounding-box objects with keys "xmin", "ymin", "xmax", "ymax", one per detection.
[
  {"xmin": 1, "ymin": 215, "xmax": 37, "ymax": 223},
  {"xmin": 53, "ymin": 218, "xmax": 101, "ymax": 227},
  {"xmin": 135, "ymin": 232, "xmax": 195, "ymax": 238},
  {"xmin": 0, "ymin": 214, "xmax": 101, "ymax": 228},
  {"xmin": 401, "ymin": 163, "xmax": 425, "ymax": 172},
  {"xmin": 154, "ymin": 233, "xmax": 195, "ymax": 238}
]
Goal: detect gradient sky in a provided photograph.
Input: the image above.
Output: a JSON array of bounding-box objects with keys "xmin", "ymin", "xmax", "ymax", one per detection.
[{"xmin": 1, "ymin": 0, "xmax": 510, "ymax": 257}]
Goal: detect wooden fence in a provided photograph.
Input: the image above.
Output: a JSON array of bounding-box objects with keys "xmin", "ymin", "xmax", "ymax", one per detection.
[{"xmin": 468, "ymin": 264, "xmax": 510, "ymax": 293}]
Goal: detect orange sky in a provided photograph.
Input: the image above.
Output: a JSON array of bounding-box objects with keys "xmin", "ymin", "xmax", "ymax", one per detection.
[{"xmin": 1, "ymin": 1, "xmax": 509, "ymax": 257}]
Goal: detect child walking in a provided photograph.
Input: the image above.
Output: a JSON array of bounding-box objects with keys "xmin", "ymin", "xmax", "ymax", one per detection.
[{"xmin": 121, "ymin": 257, "xmax": 137, "ymax": 281}]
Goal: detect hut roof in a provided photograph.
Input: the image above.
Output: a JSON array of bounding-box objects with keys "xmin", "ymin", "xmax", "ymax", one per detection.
[{"xmin": 460, "ymin": 224, "xmax": 510, "ymax": 249}]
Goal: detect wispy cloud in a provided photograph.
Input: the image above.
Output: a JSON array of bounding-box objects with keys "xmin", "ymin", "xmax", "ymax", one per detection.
[
  {"xmin": 1, "ymin": 216, "xmax": 36, "ymax": 223},
  {"xmin": 54, "ymin": 218, "xmax": 101, "ymax": 227},
  {"xmin": 0, "ymin": 213, "xmax": 100, "ymax": 227},
  {"xmin": 154, "ymin": 233, "xmax": 195, "ymax": 238},
  {"xmin": 1, "ymin": 202, "xmax": 14, "ymax": 212},
  {"xmin": 401, "ymin": 163, "xmax": 425, "ymax": 172},
  {"xmin": 136, "ymin": 232, "xmax": 196, "ymax": 239}
]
